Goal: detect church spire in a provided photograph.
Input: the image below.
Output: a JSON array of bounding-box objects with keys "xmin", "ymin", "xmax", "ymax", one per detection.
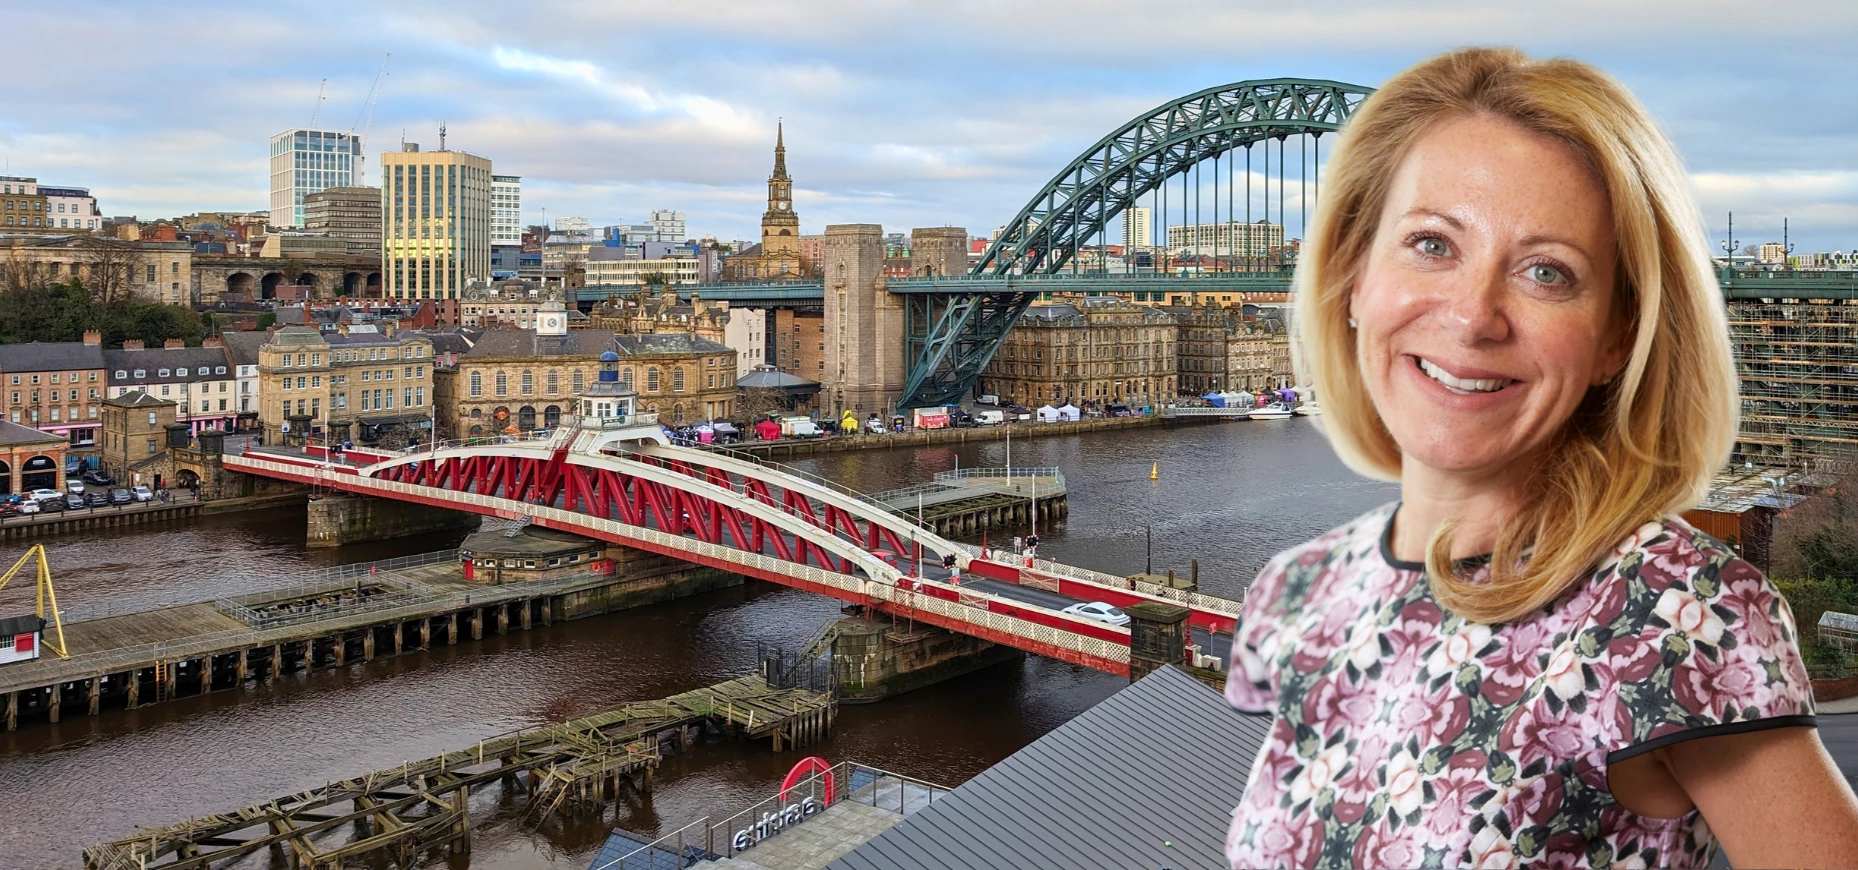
[{"xmin": 771, "ymin": 120, "xmax": 789, "ymax": 182}]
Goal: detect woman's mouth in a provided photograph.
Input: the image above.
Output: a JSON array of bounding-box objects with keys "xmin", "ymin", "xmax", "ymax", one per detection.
[{"xmin": 1415, "ymin": 356, "xmax": 1515, "ymax": 395}]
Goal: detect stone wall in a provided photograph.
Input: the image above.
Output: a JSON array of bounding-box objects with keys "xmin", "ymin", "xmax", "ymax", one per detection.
[
  {"xmin": 822, "ymin": 224, "xmax": 904, "ymax": 416},
  {"xmin": 306, "ymin": 493, "xmax": 481, "ymax": 548},
  {"xmin": 833, "ymin": 616, "xmax": 1024, "ymax": 703}
]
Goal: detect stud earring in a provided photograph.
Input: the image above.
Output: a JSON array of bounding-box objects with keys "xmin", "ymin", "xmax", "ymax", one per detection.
[{"xmin": 1347, "ymin": 317, "xmax": 1358, "ymax": 329}]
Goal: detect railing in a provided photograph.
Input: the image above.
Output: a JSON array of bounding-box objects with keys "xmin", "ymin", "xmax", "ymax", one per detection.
[
  {"xmin": 868, "ymin": 577, "xmax": 1130, "ymax": 666},
  {"xmin": 1161, "ymin": 405, "xmax": 1256, "ymax": 416},
  {"xmin": 214, "ymin": 578, "xmax": 439, "ymax": 630},
  {"xmin": 932, "ymin": 466, "xmax": 1061, "ymax": 481},
  {"xmin": 599, "ymin": 762, "xmax": 950, "ymax": 869},
  {"xmin": 57, "ymin": 549, "xmax": 462, "ymax": 624}
]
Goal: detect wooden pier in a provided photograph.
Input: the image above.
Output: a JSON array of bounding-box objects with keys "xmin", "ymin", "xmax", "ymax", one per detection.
[
  {"xmin": 82, "ymin": 674, "xmax": 836, "ymax": 870},
  {"xmin": 0, "ymin": 553, "xmax": 738, "ymax": 732}
]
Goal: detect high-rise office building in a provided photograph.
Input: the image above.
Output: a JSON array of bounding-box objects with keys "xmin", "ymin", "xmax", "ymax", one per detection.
[
  {"xmin": 380, "ymin": 142, "xmax": 493, "ymax": 300},
  {"xmin": 650, "ymin": 209, "xmax": 686, "ymax": 242},
  {"xmin": 1122, "ymin": 206, "xmax": 1152, "ymax": 251},
  {"xmin": 269, "ymin": 129, "xmax": 363, "ymax": 229},
  {"xmin": 491, "ymin": 175, "xmax": 522, "ymax": 246}
]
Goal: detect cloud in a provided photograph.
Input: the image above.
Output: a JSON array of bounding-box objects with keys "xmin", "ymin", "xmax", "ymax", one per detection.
[{"xmin": 0, "ymin": 1, "xmax": 1852, "ymax": 251}]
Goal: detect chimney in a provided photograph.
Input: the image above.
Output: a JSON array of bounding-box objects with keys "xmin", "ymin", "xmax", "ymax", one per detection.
[
  {"xmin": 122, "ymin": 339, "xmax": 145, "ymax": 350},
  {"xmin": 203, "ymin": 337, "xmax": 223, "ymax": 348},
  {"xmin": 82, "ymin": 329, "xmax": 101, "ymax": 346},
  {"xmin": 163, "ymin": 338, "xmax": 185, "ymax": 349}
]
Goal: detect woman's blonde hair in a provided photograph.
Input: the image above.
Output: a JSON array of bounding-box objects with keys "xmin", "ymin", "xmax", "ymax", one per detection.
[{"xmin": 1296, "ymin": 47, "xmax": 1738, "ymax": 623}]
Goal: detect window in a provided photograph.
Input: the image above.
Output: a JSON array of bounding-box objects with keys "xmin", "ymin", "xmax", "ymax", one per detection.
[
  {"xmin": 200, "ymin": 400, "xmax": 209, "ymax": 413},
  {"xmin": 281, "ymin": 355, "xmax": 293, "ymax": 368},
  {"xmin": 30, "ymin": 375, "xmax": 38, "ymax": 385},
  {"xmin": 521, "ymin": 371, "xmax": 533, "ymax": 394},
  {"xmin": 361, "ymin": 370, "xmax": 370, "ymax": 382},
  {"xmin": 646, "ymin": 368, "xmax": 660, "ymax": 392},
  {"xmin": 114, "ymin": 370, "xmax": 126, "ymax": 380},
  {"xmin": 622, "ymin": 368, "xmax": 635, "ymax": 389},
  {"xmin": 545, "ymin": 370, "xmax": 558, "ymax": 395},
  {"xmin": 495, "ymin": 371, "xmax": 507, "ymax": 396},
  {"xmin": 145, "ymin": 265, "xmax": 155, "ymax": 282},
  {"xmin": 296, "ymin": 377, "xmax": 306, "ymax": 389},
  {"xmin": 50, "ymin": 373, "xmax": 59, "ymax": 384},
  {"xmin": 147, "ymin": 411, "xmax": 156, "ymax": 425},
  {"xmin": 311, "ymin": 376, "xmax": 321, "ymax": 388},
  {"xmin": 404, "ymin": 387, "xmax": 413, "ymax": 408},
  {"xmin": 177, "ymin": 368, "xmax": 188, "ymax": 377},
  {"xmin": 218, "ymin": 399, "xmax": 226, "ymax": 411},
  {"xmin": 215, "ymin": 366, "xmax": 225, "ymax": 375},
  {"xmin": 671, "ymin": 368, "xmax": 685, "ymax": 393},
  {"xmin": 282, "ymin": 378, "xmax": 292, "ymax": 391},
  {"xmin": 159, "ymin": 386, "xmax": 170, "ymax": 397},
  {"xmin": 404, "ymin": 366, "xmax": 413, "ymax": 380},
  {"xmin": 416, "ymin": 386, "xmax": 424, "ymax": 406},
  {"xmin": 469, "ymin": 371, "xmax": 482, "ymax": 397},
  {"xmin": 147, "ymin": 438, "xmax": 157, "ymax": 455}
]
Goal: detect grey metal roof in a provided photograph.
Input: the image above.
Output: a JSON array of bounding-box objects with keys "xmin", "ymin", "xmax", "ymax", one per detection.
[
  {"xmin": 0, "ymin": 341, "xmax": 106, "ymax": 373},
  {"xmin": 104, "ymin": 347, "xmax": 234, "ymax": 386},
  {"xmin": 612, "ymin": 333, "xmax": 732, "ymax": 356},
  {"xmin": 737, "ymin": 368, "xmax": 820, "ymax": 390},
  {"xmin": 464, "ymin": 328, "xmax": 613, "ymax": 359},
  {"xmin": 0, "ymin": 419, "xmax": 64, "ymax": 446},
  {"xmin": 827, "ymin": 666, "xmax": 1268, "ymax": 870}
]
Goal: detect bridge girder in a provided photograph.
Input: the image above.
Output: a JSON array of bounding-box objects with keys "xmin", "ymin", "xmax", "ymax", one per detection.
[{"xmin": 895, "ymin": 79, "xmax": 1373, "ymax": 409}]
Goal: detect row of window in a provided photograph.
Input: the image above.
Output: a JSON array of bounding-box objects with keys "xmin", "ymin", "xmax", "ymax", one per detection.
[
  {"xmin": 114, "ymin": 366, "xmax": 228, "ymax": 379},
  {"xmin": 11, "ymin": 389, "xmax": 98, "ymax": 403},
  {"xmin": 11, "ymin": 372, "xmax": 97, "ymax": 385},
  {"xmin": 276, "ymin": 346, "xmax": 427, "ymax": 367},
  {"xmin": 5, "ymin": 200, "xmax": 43, "ymax": 212},
  {"xmin": 279, "ymin": 386, "xmax": 425, "ymax": 417}
]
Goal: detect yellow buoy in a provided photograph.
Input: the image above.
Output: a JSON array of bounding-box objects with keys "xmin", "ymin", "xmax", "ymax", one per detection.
[{"xmin": 1150, "ymin": 461, "xmax": 1159, "ymax": 481}]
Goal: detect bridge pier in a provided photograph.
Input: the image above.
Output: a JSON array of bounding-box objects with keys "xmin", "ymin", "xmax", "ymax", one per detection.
[
  {"xmin": 831, "ymin": 615, "xmax": 1024, "ymax": 704},
  {"xmin": 306, "ymin": 492, "xmax": 479, "ymax": 548}
]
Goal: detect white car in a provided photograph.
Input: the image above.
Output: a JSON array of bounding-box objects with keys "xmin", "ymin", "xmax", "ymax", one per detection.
[
  {"xmin": 29, "ymin": 488, "xmax": 61, "ymax": 503},
  {"xmin": 65, "ymin": 480, "xmax": 84, "ymax": 495},
  {"xmin": 1061, "ymin": 601, "xmax": 1131, "ymax": 627},
  {"xmin": 130, "ymin": 485, "xmax": 155, "ymax": 503},
  {"xmin": 17, "ymin": 499, "xmax": 39, "ymax": 515}
]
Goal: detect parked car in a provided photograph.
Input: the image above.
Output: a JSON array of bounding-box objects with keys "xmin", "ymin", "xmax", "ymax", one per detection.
[
  {"xmin": 30, "ymin": 488, "xmax": 62, "ymax": 503},
  {"xmin": 17, "ymin": 499, "xmax": 39, "ymax": 515},
  {"xmin": 1060, "ymin": 601, "xmax": 1131, "ymax": 627},
  {"xmin": 865, "ymin": 415, "xmax": 887, "ymax": 434},
  {"xmin": 973, "ymin": 409, "xmax": 1006, "ymax": 426},
  {"xmin": 949, "ymin": 410, "xmax": 979, "ymax": 429},
  {"xmin": 63, "ymin": 493, "xmax": 86, "ymax": 510},
  {"xmin": 35, "ymin": 496, "xmax": 64, "ymax": 513},
  {"xmin": 83, "ymin": 470, "xmax": 112, "ymax": 487},
  {"xmin": 130, "ymin": 485, "xmax": 155, "ymax": 503},
  {"xmin": 0, "ymin": 503, "xmax": 17, "ymax": 518},
  {"xmin": 110, "ymin": 488, "xmax": 132, "ymax": 505},
  {"xmin": 85, "ymin": 491, "xmax": 109, "ymax": 507},
  {"xmin": 65, "ymin": 479, "xmax": 85, "ymax": 495}
]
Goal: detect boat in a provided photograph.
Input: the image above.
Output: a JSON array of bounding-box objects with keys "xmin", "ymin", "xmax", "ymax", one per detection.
[
  {"xmin": 1249, "ymin": 402, "xmax": 1294, "ymax": 420},
  {"xmin": 1295, "ymin": 401, "xmax": 1322, "ymax": 417}
]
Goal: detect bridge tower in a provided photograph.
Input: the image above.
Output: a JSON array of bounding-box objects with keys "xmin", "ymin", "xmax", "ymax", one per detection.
[
  {"xmin": 909, "ymin": 227, "xmax": 967, "ymax": 278},
  {"xmin": 823, "ymin": 224, "xmax": 906, "ymax": 416}
]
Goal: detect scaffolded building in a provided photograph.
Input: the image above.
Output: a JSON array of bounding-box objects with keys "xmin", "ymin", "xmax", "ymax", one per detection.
[{"xmin": 1724, "ymin": 273, "xmax": 1858, "ymax": 473}]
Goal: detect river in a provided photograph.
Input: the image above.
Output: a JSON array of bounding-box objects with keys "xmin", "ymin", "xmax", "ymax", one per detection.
[{"xmin": 0, "ymin": 418, "xmax": 1395, "ymax": 869}]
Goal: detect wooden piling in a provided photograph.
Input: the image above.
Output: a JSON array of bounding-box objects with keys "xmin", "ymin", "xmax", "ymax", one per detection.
[
  {"xmin": 200, "ymin": 656, "xmax": 213, "ymax": 693},
  {"xmin": 87, "ymin": 677, "xmax": 100, "ymax": 716},
  {"xmin": 494, "ymin": 606, "xmax": 507, "ymax": 636},
  {"xmin": 447, "ymin": 613, "xmax": 459, "ymax": 644},
  {"xmin": 47, "ymin": 683, "xmax": 59, "ymax": 723},
  {"xmin": 362, "ymin": 631, "xmax": 375, "ymax": 662},
  {"xmin": 519, "ymin": 601, "xmax": 532, "ymax": 631},
  {"xmin": 5, "ymin": 690, "xmax": 16, "ymax": 730},
  {"xmin": 269, "ymin": 644, "xmax": 282, "ymax": 680},
  {"xmin": 419, "ymin": 620, "xmax": 431, "ymax": 648},
  {"xmin": 469, "ymin": 610, "xmax": 482, "ymax": 641},
  {"xmin": 332, "ymin": 635, "xmax": 345, "ymax": 667},
  {"xmin": 124, "ymin": 671, "xmax": 138, "ymax": 709}
]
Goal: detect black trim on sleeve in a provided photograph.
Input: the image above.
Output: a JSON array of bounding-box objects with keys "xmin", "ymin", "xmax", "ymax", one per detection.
[{"xmin": 1606, "ymin": 715, "xmax": 1818, "ymax": 765}]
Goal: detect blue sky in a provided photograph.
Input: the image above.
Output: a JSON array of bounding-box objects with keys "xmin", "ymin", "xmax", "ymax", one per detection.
[{"xmin": 3, "ymin": 1, "xmax": 1854, "ymax": 253}]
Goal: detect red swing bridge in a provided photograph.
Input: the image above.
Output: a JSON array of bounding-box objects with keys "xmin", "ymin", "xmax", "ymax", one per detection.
[{"xmin": 225, "ymin": 413, "xmax": 1240, "ymax": 677}]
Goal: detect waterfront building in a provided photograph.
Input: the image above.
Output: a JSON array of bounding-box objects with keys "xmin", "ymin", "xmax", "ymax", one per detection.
[
  {"xmin": 980, "ymin": 294, "xmax": 1176, "ymax": 408},
  {"xmin": 1162, "ymin": 303, "xmax": 1237, "ymax": 395},
  {"xmin": 614, "ymin": 333, "xmax": 736, "ymax": 425},
  {"xmin": 0, "ymin": 235, "xmax": 193, "ymax": 305},
  {"xmin": 1122, "ymin": 205, "xmax": 1152, "ymax": 251},
  {"xmin": 103, "ymin": 341, "xmax": 239, "ymax": 433},
  {"xmin": 724, "ymin": 306, "xmax": 768, "ymax": 375},
  {"xmin": 379, "ymin": 142, "xmax": 493, "ymax": 301},
  {"xmin": 269, "ymin": 129, "xmax": 363, "ymax": 229},
  {"xmin": 98, "ymin": 390, "xmax": 176, "ymax": 484},
  {"xmin": 257, "ymin": 324, "xmax": 436, "ymax": 446},
  {"xmin": 724, "ymin": 125, "xmax": 804, "ymax": 281},
  {"xmin": 218, "ymin": 330, "xmax": 267, "ymax": 429},
  {"xmin": 770, "ymin": 309, "xmax": 826, "ymax": 380},
  {"xmin": 0, "ymin": 419, "xmax": 67, "ymax": 495},
  {"xmin": 0, "ymin": 331, "xmax": 107, "ymax": 448},
  {"xmin": 1165, "ymin": 219, "xmax": 1283, "ymax": 259},
  {"xmin": 0, "ymin": 176, "xmax": 49, "ymax": 230},
  {"xmin": 38, "ymin": 185, "xmax": 101, "ymax": 232},
  {"xmin": 588, "ymin": 285, "xmax": 728, "ymax": 344},
  {"xmin": 1225, "ymin": 321, "xmax": 1290, "ymax": 391},
  {"xmin": 302, "ymin": 186, "xmax": 382, "ymax": 256},
  {"xmin": 584, "ymin": 248, "xmax": 703, "ymax": 287}
]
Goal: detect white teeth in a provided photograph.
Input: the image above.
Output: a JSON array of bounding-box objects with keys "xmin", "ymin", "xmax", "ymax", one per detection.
[{"xmin": 1418, "ymin": 358, "xmax": 1512, "ymax": 394}]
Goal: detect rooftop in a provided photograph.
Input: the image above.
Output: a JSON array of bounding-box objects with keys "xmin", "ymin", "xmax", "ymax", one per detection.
[
  {"xmin": 0, "ymin": 419, "xmax": 65, "ymax": 447},
  {"xmin": 0, "ymin": 341, "xmax": 106, "ymax": 373}
]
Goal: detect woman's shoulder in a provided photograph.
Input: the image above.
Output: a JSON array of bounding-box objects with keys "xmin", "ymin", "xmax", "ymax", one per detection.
[{"xmin": 1247, "ymin": 502, "xmax": 1399, "ymax": 606}]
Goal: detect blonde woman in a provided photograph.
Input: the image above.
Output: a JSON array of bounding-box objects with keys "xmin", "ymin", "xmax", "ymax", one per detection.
[{"xmin": 1226, "ymin": 48, "xmax": 1858, "ymax": 868}]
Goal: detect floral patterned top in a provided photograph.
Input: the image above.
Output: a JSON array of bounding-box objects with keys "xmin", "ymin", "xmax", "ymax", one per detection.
[{"xmin": 1225, "ymin": 503, "xmax": 1816, "ymax": 869}]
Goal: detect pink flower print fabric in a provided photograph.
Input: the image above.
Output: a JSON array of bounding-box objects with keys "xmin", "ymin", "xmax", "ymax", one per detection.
[{"xmin": 1225, "ymin": 505, "xmax": 1816, "ymax": 868}]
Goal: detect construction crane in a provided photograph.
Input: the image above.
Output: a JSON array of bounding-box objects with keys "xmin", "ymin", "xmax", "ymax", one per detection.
[
  {"xmin": 0, "ymin": 545, "xmax": 68, "ymax": 660},
  {"xmin": 352, "ymin": 53, "xmax": 391, "ymax": 178},
  {"xmin": 309, "ymin": 77, "xmax": 327, "ymax": 127}
]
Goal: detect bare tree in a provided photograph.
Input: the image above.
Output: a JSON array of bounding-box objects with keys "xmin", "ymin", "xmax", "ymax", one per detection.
[
  {"xmin": 1, "ymin": 248, "xmax": 55, "ymax": 294},
  {"xmin": 736, "ymin": 385, "xmax": 790, "ymax": 420},
  {"xmin": 74, "ymin": 237, "xmax": 149, "ymax": 304}
]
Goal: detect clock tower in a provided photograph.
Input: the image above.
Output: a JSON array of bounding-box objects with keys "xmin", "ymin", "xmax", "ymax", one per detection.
[{"xmin": 757, "ymin": 123, "xmax": 802, "ymax": 277}]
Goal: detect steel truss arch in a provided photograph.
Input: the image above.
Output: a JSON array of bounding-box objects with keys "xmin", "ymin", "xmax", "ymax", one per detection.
[{"xmin": 973, "ymin": 78, "xmax": 1374, "ymax": 277}]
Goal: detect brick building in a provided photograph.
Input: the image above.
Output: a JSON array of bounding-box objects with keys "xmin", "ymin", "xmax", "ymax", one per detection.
[
  {"xmin": 258, "ymin": 324, "xmax": 436, "ymax": 446},
  {"xmin": 0, "ymin": 331, "xmax": 107, "ymax": 448},
  {"xmin": 100, "ymin": 390, "xmax": 178, "ymax": 484},
  {"xmin": 1162, "ymin": 303, "xmax": 1238, "ymax": 396}
]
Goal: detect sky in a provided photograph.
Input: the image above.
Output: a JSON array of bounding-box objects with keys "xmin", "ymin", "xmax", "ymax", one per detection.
[{"xmin": 2, "ymin": 1, "xmax": 1854, "ymax": 253}]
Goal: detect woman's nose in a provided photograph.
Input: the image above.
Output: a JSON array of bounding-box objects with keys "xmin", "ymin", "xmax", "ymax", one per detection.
[{"xmin": 1437, "ymin": 265, "xmax": 1511, "ymax": 346}]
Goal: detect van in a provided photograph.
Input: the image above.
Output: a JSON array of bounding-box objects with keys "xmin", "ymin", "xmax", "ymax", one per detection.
[
  {"xmin": 780, "ymin": 417, "xmax": 824, "ymax": 439},
  {"xmin": 973, "ymin": 409, "xmax": 1006, "ymax": 426},
  {"xmin": 976, "ymin": 394, "xmax": 1001, "ymax": 406}
]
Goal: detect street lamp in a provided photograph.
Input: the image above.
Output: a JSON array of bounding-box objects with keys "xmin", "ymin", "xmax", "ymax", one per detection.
[{"xmin": 1719, "ymin": 211, "xmax": 1739, "ymax": 270}]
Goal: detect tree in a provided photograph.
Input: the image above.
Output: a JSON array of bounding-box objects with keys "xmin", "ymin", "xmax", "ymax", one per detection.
[
  {"xmin": 72, "ymin": 237, "xmax": 149, "ymax": 305},
  {"xmin": 1772, "ymin": 480, "xmax": 1858, "ymax": 582},
  {"xmin": 736, "ymin": 385, "xmax": 790, "ymax": 419},
  {"xmin": 255, "ymin": 312, "xmax": 277, "ymax": 331}
]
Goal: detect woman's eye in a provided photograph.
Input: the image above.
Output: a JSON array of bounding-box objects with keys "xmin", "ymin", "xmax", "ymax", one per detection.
[
  {"xmin": 1416, "ymin": 237, "xmax": 1448, "ymax": 257},
  {"xmin": 1527, "ymin": 264, "xmax": 1564, "ymax": 284}
]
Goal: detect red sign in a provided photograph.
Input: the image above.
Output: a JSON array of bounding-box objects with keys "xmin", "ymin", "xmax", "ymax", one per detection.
[{"xmin": 15, "ymin": 632, "xmax": 33, "ymax": 653}]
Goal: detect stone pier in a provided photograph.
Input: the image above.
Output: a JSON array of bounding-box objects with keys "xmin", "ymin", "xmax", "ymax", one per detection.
[
  {"xmin": 832, "ymin": 615, "xmax": 1024, "ymax": 704},
  {"xmin": 305, "ymin": 492, "xmax": 480, "ymax": 547}
]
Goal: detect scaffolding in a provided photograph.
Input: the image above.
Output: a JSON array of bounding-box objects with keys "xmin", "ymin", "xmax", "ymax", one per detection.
[{"xmin": 1726, "ymin": 297, "xmax": 1858, "ymax": 474}]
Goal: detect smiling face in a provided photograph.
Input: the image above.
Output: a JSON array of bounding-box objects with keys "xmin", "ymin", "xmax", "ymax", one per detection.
[{"xmin": 1351, "ymin": 113, "xmax": 1627, "ymax": 481}]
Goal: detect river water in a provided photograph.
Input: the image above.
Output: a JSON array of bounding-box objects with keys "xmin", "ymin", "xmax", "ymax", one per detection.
[{"xmin": 0, "ymin": 418, "xmax": 1395, "ymax": 869}]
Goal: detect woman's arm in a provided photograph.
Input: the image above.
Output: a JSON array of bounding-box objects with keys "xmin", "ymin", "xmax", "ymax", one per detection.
[{"xmin": 1623, "ymin": 725, "xmax": 1858, "ymax": 867}]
